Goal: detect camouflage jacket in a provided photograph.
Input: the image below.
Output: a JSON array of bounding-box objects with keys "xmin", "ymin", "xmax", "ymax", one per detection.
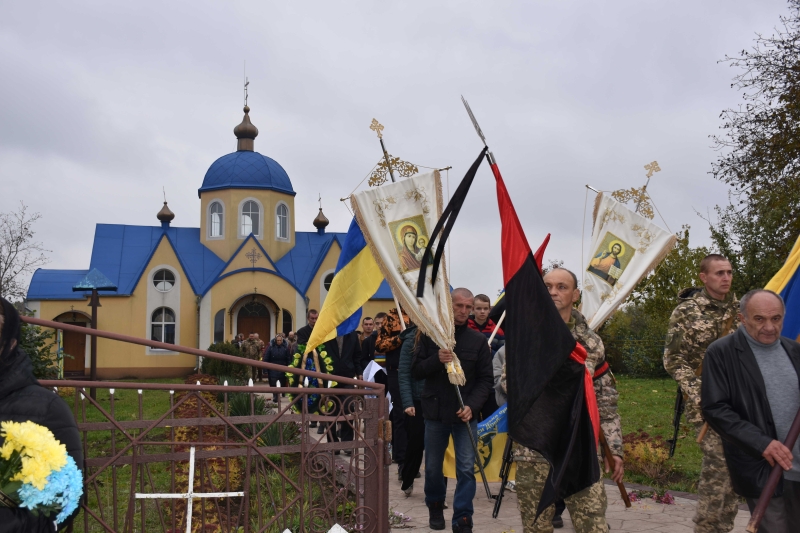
[
  {"xmin": 663, "ymin": 287, "xmax": 739, "ymax": 424},
  {"xmin": 501, "ymin": 309, "xmax": 623, "ymax": 462},
  {"xmin": 240, "ymin": 339, "xmax": 265, "ymax": 360}
]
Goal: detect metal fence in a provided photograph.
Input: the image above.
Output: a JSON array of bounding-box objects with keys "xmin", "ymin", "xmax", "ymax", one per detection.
[{"xmin": 24, "ymin": 317, "xmax": 390, "ymax": 533}]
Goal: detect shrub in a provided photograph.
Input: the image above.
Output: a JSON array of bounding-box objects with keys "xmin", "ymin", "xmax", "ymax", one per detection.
[
  {"xmin": 19, "ymin": 316, "xmax": 57, "ymax": 379},
  {"xmin": 201, "ymin": 341, "xmax": 249, "ymax": 381},
  {"xmin": 623, "ymin": 431, "xmax": 673, "ymax": 485}
]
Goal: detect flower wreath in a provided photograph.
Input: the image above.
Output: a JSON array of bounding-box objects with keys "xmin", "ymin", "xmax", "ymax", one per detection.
[{"xmin": 284, "ymin": 343, "xmax": 338, "ymax": 414}]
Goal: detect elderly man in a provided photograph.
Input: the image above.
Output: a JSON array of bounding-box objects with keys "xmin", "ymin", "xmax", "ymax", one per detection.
[
  {"xmin": 412, "ymin": 288, "xmax": 494, "ymax": 533},
  {"xmin": 702, "ymin": 289, "xmax": 800, "ymax": 532}
]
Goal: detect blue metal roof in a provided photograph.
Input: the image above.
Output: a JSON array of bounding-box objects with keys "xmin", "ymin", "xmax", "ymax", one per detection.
[
  {"xmin": 27, "ymin": 269, "xmax": 90, "ymax": 301},
  {"xmin": 28, "ymin": 225, "xmax": 391, "ymax": 302},
  {"xmin": 198, "ymin": 151, "xmax": 295, "ymax": 197},
  {"xmin": 275, "ymin": 231, "xmax": 345, "ymax": 294}
]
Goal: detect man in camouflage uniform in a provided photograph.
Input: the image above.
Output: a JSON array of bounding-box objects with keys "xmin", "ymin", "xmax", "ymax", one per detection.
[
  {"xmin": 663, "ymin": 254, "xmax": 739, "ymax": 533},
  {"xmin": 240, "ymin": 332, "xmax": 265, "ymax": 382},
  {"xmin": 501, "ymin": 268, "xmax": 624, "ymax": 533}
]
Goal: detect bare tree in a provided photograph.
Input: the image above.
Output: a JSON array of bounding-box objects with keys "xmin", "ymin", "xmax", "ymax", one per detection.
[{"xmin": 0, "ymin": 202, "xmax": 50, "ymax": 301}]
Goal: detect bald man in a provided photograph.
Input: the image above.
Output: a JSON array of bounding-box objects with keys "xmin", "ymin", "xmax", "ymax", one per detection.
[
  {"xmin": 411, "ymin": 287, "xmax": 494, "ymax": 533},
  {"xmin": 703, "ymin": 289, "xmax": 800, "ymax": 532}
]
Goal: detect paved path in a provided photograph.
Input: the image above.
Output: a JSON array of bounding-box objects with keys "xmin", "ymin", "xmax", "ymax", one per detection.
[
  {"xmin": 387, "ymin": 476, "xmax": 754, "ymax": 532},
  {"xmin": 274, "ymin": 398, "xmax": 754, "ymax": 532}
]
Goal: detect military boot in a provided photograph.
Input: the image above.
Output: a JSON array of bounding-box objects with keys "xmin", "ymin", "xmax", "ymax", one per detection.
[
  {"xmin": 427, "ymin": 501, "xmax": 445, "ymax": 530},
  {"xmin": 452, "ymin": 516, "xmax": 472, "ymax": 533}
]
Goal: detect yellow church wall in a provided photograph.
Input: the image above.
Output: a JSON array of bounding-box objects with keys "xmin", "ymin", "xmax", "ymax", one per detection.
[
  {"xmin": 306, "ymin": 240, "xmax": 341, "ymax": 314},
  {"xmin": 206, "ymin": 269, "xmax": 299, "ymax": 339},
  {"xmin": 362, "ymin": 300, "xmax": 395, "ymax": 323},
  {"xmin": 200, "ymin": 188, "xmax": 295, "ymax": 263},
  {"xmin": 219, "ymin": 236, "xmax": 276, "ymax": 276}
]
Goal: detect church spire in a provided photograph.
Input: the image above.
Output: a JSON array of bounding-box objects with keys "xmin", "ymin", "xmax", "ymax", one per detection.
[
  {"xmin": 234, "ymin": 105, "xmax": 259, "ymax": 152},
  {"xmin": 313, "ymin": 195, "xmax": 329, "ymax": 234},
  {"xmin": 157, "ymin": 201, "xmax": 175, "ymax": 228}
]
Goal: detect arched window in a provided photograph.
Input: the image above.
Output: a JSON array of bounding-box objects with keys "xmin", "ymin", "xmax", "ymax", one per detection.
[
  {"xmin": 151, "ymin": 307, "xmax": 176, "ymax": 344},
  {"xmin": 213, "ymin": 309, "xmax": 225, "ymax": 344},
  {"xmin": 153, "ymin": 269, "xmax": 175, "ymax": 292},
  {"xmin": 209, "ymin": 201, "xmax": 223, "ymax": 237},
  {"xmin": 324, "ymin": 272, "xmax": 335, "ymax": 291},
  {"xmin": 276, "ymin": 204, "xmax": 289, "ymax": 240},
  {"xmin": 282, "ymin": 309, "xmax": 293, "ymax": 335},
  {"xmin": 240, "ymin": 200, "xmax": 261, "ymax": 237}
]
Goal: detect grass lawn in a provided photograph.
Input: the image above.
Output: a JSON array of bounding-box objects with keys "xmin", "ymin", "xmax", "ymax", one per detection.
[{"xmin": 615, "ymin": 375, "xmax": 702, "ymax": 493}]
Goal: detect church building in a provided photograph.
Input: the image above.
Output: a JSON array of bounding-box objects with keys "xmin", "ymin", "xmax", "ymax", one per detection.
[{"xmin": 26, "ymin": 105, "xmax": 391, "ymax": 379}]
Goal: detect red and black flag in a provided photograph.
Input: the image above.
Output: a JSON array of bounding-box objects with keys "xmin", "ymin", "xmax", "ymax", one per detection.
[{"xmin": 492, "ymin": 161, "xmax": 600, "ymax": 517}]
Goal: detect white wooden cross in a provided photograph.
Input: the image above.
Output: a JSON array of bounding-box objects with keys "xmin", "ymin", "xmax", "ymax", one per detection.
[{"xmin": 135, "ymin": 446, "xmax": 244, "ymax": 533}]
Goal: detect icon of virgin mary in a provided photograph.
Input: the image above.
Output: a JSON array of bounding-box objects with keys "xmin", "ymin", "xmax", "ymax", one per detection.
[{"xmin": 399, "ymin": 225, "xmax": 423, "ymax": 272}]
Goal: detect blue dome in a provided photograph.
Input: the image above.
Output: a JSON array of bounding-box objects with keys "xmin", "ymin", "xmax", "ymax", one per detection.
[{"xmin": 198, "ymin": 151, "xmax": 296, "ymax": 197}]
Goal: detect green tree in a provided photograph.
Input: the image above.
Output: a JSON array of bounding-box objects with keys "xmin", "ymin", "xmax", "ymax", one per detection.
[
  {"xmin": 708, "ymin": 0, "xmax": 800, "ymax": 294},
  {"xmin": 19, "ymin": 314, "xmax": 57, "ymax": 379}
]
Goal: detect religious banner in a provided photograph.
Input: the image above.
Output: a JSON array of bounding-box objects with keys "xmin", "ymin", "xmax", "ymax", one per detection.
[
  {"xmin": 582, "ymin": 193, "xmax": 677, "ymax": 330},
  {"xmin": 350, "ymin": 170, "xmax": 455, "ymax": 352}
]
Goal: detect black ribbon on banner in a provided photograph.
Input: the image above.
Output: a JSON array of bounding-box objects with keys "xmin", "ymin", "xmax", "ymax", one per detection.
[{"xmin": 416, "ymin": 147, "xmax": 487, "ymax": 297}]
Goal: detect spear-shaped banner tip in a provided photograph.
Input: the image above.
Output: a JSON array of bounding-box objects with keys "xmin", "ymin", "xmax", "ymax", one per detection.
[{"xmin": 461, "ymin": 95, "xmax": 487, "ymax": 147}]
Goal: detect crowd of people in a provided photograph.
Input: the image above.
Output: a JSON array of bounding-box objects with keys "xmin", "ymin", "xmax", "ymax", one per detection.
[{"xmin": 1, "ymin": 251, "xmax": 798, "ymax": 532}]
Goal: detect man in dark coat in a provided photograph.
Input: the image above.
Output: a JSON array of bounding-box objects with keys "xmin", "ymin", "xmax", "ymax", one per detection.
[
  {"xmin": 323, "ymin": 331, "xmax": 364, "ymax": 446},
  {"xmin": 0, "ymin": 298, "xmax": 84, "ymax": 532},
  {"xmin": 295, "ymin": 309, "xmax": 318, "ymax": 345},
  {"xmin": 702, "ymin": 289, "xmax": 800, "ymax": 531},
  {"xmin": 411, "ymin": 288, "xmax": 494, "ymax": 533}
]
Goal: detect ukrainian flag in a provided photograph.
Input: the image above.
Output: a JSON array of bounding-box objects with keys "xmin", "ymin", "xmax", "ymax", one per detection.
[
  {"xmin": 766, "ymin": 234, "xmax": 800, "ymax": 342},
  {"xmin": 304, "ymin": 218, "xmax": 384, "ymax": 354},
  {"xmin": 443, "ymin": 404, "xmax": 516, "ymax": 482}
]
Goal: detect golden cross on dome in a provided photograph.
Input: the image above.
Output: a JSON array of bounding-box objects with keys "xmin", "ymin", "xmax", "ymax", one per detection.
[
  {"xmin": 370, "ymin": 118, "xmax": 384, "ymax": 139},
  {"xmin": 644, "ymin": 161, "xmax": 661, "ymax": 178},
  {"xmin": 245, "ymin": 247, "xmax": 261, "ymax": 267}
]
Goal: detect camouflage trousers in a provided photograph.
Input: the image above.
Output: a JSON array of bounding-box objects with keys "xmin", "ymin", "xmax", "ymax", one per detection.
[
  {"xmin": 516, "ymin": 461, "xmax": 607, "ymax": 533},
  {"xmin": 693, "ymin": 420, "xmax": 738, "ymax": 533}
]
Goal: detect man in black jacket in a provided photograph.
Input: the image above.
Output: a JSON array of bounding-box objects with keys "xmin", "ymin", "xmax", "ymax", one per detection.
[
  {"xmin": 411, "ymin": 288, "xmax": 494, "ymax": 533},
  {"xmin": 324, "ymin": 331, "xmax": 365, "ymax": 445},
  {"xmin": 702, "ymin": 289, "xmax": 800, "ymax": 531},
  {"xmin": 295, "ymin": 309, "xmax": 318, "ymax": 345}
]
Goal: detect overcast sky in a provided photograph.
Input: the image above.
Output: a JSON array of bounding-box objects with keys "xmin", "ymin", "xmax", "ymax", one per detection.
[{"xmin": 0, "ymin": 0, "xmax": 790, "ymax": 299}]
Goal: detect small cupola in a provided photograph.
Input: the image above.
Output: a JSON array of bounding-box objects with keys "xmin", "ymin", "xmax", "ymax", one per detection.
[
  {"xmin": 313, "ymin": 208, "xmax": 329, "ymax": 235},
  {"xmin": 157, "ymin": 201, "xmax": 175, "ymax": 229},
  {"xmin": 233, "ymin": 106, "xmax": 259, "ymax": 151}
]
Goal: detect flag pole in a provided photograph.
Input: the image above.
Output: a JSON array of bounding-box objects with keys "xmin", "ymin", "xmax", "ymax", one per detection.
[
  {"xmin": 370, "ymin": 118, "xmax": 396, "ymax": 183},
  {"xmin": 454, "ymin": 385, "xmax": 494, "ymax": 499},
  {"xmin": 487, "ymin": 311, "xmax": 506, "ymax": 347}
]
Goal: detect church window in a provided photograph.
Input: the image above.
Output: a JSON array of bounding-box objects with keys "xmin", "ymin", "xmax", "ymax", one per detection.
[
  {"xmin": 324, "ymin": 272, "xmax": 335, "ymax": 291},
  {"xmin": 241, "ymin": 200, "xmax": 260, "ymax": 237},
  {"xmin": 282, "ymin": 309, "xmax": 292, "ymax": 335},
  {"xmin": 153, "ymin": 269, "xmax": 175, "ymax": 292},
  {"xmin": 276, "ymin": 203, "xmax": 289, "ymax": 240},
  {"xmin": 213, "ymin": 309, "xmax": 225, "ymax": 343},
  {"xmin": 151, "ymin": 307, "xmax": 176, "ymax": 344},
  {"xmin": 209, "ymin": 202, "xmax": 223, "ymax": 237}
]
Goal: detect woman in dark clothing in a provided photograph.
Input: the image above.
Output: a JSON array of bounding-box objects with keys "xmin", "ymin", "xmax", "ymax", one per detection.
[
  {"xmin": 398, "ymin": 325, "xmax": 424, "ymax": 496},
  {"xmin": 0, "ymin": 298, "xmax": 83, "ymax": 532},
  {"xmin": 264, "ymin": 334, "xmax": 291, "ymax": 402}
]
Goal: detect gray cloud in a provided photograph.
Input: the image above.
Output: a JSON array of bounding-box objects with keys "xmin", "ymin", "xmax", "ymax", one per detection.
[{"xmin": 0, "ymin": 0, "xmax": 788, "ymax": 299}]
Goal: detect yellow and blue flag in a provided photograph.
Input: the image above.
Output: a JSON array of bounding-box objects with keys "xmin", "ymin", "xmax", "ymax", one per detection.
[
  {"xmin": 766, "ymin": 234, "xmax": 800, "ymax": 342},
  {"xmin": 443, "ymin": 404, "xmax": 516, "ymax": 481},
  {"xmin": 304, "ymin": 218, "xmax": 384, "ymax": 353}
]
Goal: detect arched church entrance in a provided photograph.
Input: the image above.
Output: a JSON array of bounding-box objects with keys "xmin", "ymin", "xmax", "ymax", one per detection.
[
  {"xmin": 237, "ymin": 301, "xmax": 272, "ymax": 345},
  {"xmin": 53, "ymin": 311, "xmax": 90, "ymax": 375}
]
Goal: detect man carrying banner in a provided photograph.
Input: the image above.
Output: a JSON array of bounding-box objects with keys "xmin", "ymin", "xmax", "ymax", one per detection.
[
  {"xmin": 501, "ymin": 268, "xmax": 623, "ymax": 533},
  {"xmin": 664, "ymin": 254, "xmax": 740, "ymax": 533},
  {"xmin": 412, "ymin": 287, "xmax": 494, "ymax": 533}
]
